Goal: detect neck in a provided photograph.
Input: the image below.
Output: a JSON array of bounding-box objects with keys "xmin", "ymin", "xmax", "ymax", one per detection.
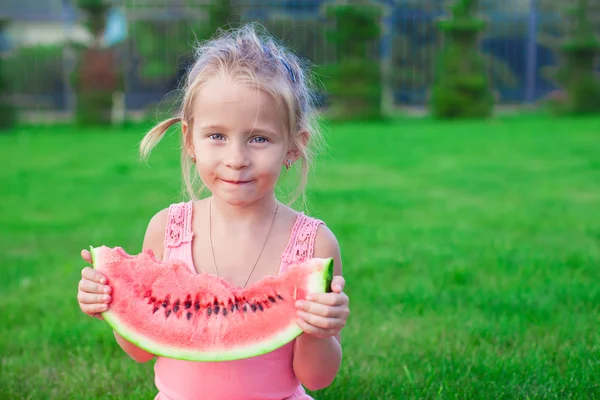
[{"xmin": 209, "ymin": 193, "xmax": 279, "ymax": 229}]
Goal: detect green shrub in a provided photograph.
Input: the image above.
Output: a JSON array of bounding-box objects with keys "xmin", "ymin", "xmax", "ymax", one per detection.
[
  {"xmin": 70, "ymin": 46, "xmax": 122, "ymax": 126},
  {"xmin": 130, "ymin": 0, "xmax": 238, "ymax": 86},
  {"xmin": 3, "ymin": 44, "xmax": 63, "ymax": 97},
  {"xmin": 75, "ymin": 89, "xmax": 114, "ymax": 126},
  {"xmin": 322, "ymin": 1, "xmax": 383, "ymax": 121},
  {"xmin": 70, "ymin": 0, "xmax": 123, "ymax": 126},
  {"xmin": 549, "ymin": 0, "xmax": 600, "ymax": 115},
  {"xmin": 429, "ymin": 0, "xmax": 494, "ymax": 119}
]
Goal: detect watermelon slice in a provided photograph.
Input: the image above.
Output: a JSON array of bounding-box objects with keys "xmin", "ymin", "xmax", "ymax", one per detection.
[{"xmin": 90, "ymin": 245, "xmax": 333, "ymax": 362}]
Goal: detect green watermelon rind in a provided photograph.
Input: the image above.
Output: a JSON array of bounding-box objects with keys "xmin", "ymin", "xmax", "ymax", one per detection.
[{"xmin": 90, "ymin": 246, "xmax": 334, "ymax": 362}]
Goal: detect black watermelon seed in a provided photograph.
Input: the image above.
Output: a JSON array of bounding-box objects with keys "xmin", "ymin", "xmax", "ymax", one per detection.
[
  {"xmin": 153, "ymin": 306, "xmax": 159, "ymax": 314},
  {"xmin": 257, "ymin": 303, "xmax": 264, "ymax": 312},
  {"xmin": 184, "ymin": 300, "xmax": 192, "ymax": 309},
  {"xmin": 268, "ymin": 296, "xmax": 276, "ymax": 303},
  {"xmin": 186, "ymin": 312, "xmax": 193, "ymax": 320},
  {"xmin": 173, "ymin": 304, "xmax": 180, "ymax": 313},
  {"xmin": 194, "ymin": 301, "xmax": 200, "ymax": 311},
  {"xmin": 277, "ymin": 294, "xmax": 284, "ymax": 300},
  {"xmin": 242, "ymin": 304, "xmax": 248, "ymax": 312},
  {"xmin": 250, "ymin": 304, "xmax": 257, "ymax": 312},
  {"xmin": 162, "ymin": 300, "xmax": 169, "ymax": 308},
  {"xmin": 165, "ymin": 309, "xmax": 172, "ymax": 318},
  {"xmin": 230, "ymin": 303, "xmax": 235, "ymax": 313},
  {"xmin": 207, "ymin": 306, "xmax": 212, "ymax": 316},
  {"xmin": 214, "ymin": 305, "xmax": 220, "ymax": 315},
  {"xmin": 222, "ymin": 308, "xmax": 228, "ymax": 317}
]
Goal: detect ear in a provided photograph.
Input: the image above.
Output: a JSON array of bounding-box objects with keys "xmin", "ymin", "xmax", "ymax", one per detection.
[
  {"xmin": 181, "ymin": 120, "xmax": 195, "ymax": 157},
  {"xmin": 285, "ymin": 130, "xmax": 309, "ymax": 164}
]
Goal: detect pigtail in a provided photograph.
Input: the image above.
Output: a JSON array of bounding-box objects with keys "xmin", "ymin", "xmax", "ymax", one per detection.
[{"xmin": 139, "ymin": 117, "xmax": 181, "ymax": 160}]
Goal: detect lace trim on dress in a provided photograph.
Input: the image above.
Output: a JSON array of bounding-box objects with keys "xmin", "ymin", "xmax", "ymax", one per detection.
[
  {"xmin": 281, "ymin": 213, "xmax": 324, "ymax": 265},
  {"xmin": 164, "ymin": 201, "xmax": 194, "ymax": 248}
]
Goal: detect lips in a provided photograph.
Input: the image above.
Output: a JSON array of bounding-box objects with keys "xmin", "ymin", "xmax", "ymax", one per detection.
[{"xmin": 220, "ymin": 179, "xmax": 252, "ymax": 184}]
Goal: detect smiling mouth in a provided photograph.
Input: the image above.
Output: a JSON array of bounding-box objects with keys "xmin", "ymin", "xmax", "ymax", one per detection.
[{"xmin": 220, "ymin": 179, "xmax": 252, "ymax": 184}]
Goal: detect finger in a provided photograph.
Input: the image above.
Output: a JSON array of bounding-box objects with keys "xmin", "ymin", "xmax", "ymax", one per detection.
[
  {"xmin": 297, "ymin": 310, "xmax": 344, "ymax": 331},
  {"xmin": 81, "ymin": 302, "xmax": 109, "ymax": 315},
  {"xmin": 296, "ymin": 299, "xmax": 346, "ymax": 318},
  {"xmin": 81, "ymin": 249, "xmax": 92, "ymax": 264},
  {"xmin": 296, "ymin": 317, "xmax": 337, "ymax": 339},
  {"xmin": 305, "ymin": 291, "xmax": 348, "ymax": 307},
  {"xmin": 93, "ymin": 313, "xmax": 105, "ymax": 321},
  {"xmin": 78, "ymin": 291, "xmax": 111, "ymax": 305},
  {"xmin": 81, "ymin": 266, "xmax": 107, "ymax": 284},
  {"xmin": 331, "ymin": 276, "xmax": 345, "ymax": 293},
  {"xmin": 79, "ymin": 278, "xmax": 111, "ymax": 294}
]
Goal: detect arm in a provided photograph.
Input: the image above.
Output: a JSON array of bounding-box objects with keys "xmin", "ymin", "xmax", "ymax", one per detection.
[
  {"xmin": 112, "ymin": 207, "xmax": 170, "ymax": 363},
  {"xmin": 293, "ymin": 225, "xmax": 348, "ymax": 391}
]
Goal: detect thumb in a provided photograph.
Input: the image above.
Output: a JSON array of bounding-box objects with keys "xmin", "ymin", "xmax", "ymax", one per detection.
[
  {"xmin": 331, "ymin": 276, "xmax": 345, "ymax": 293},
  {"xmin": 81, "ymin": 249, "xmax": 92, "ymax": 264}
]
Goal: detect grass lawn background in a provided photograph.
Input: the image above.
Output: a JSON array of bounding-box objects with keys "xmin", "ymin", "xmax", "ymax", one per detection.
[{"xmin": 1, "ymin": 114, "xmax": 599, "ymax": 399}]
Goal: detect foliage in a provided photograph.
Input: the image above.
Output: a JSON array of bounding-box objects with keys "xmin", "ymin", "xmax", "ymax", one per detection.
[
  {"xmin": 129, "ymin": 0, "xmax": 239, "ymax": 122},
  {"xmin": 131, "ymin": 0, "xmax": 239, "ymax": 84},
  {"xmin": 77, "ymin": 0, "xmax": 112, "ymax": 42},
  {"xmin": 548, "ymin": 0, "xmax": 600, "ymax": 115},
  {"xmin": 261, "ymin": 14, "xmax": 331, "ymax": 67},
  {"xmin": 0, "ymin": 18, "xmax": 17, "ymax": 130},
  {"xmin": 2, "ymin": 45, "xmax": 63, "ymax": 96},
  {"xmin": 391, "ymin": 21, "xmax": 517, "ymax": 105},
  {"xmin": 429, "ymin": 0, "xmax": 495, "ymax": 119},
  {"xmin": 71, "ymin": 0, "xmax": 124, "ymax": 126},
  {"xmin": 322, "ymin": 0, "xmax": 383, "ymax": 121},
  {"xmin": 205, "ymin": 0, "xmax": 239, "ymax": 35},
  {"xmin": 129, "ymin": 20, "xmax": 201, "ymax": 84}
]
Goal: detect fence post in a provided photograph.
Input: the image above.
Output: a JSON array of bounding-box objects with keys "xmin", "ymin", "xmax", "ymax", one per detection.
[
  {"xmin": 61, "ymin": 0, "xmax": 77, "ymax": 117},
  {"xmin": 525, "ymin": 0, "xmax": 538, "ymax": 103},
  {"xmin": 380, "ymin": 2, "xmax": 393, "ymax": 115}
]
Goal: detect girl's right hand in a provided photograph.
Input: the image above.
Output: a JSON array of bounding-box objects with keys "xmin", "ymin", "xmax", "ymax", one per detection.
[{"xmin": 77, "ymin": 249, "xmax": 112, "ymax": 320}]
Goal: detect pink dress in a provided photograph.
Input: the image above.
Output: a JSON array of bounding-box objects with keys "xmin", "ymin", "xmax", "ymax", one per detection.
[{"xmin": 153, "ymin": 201, "xmax": 324, "ymax": 400}]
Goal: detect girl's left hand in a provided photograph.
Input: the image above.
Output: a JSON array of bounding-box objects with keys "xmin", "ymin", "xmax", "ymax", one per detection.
[{"xmin": 295, "ymin": 276, "xmax": 349, "ymax": 339}]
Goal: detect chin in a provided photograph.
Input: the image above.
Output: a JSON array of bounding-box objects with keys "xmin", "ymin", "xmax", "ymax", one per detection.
[{"xmin": 208, "ymin": 189, "xmax": 258, "ymax": 207}]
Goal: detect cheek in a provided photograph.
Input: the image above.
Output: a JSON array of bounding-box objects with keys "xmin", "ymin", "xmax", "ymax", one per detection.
[
  {"xmin": 258, "ymin": 153, "xmax": 285, "ymax": 172},
  {"xmin": 194, "ymin": 153, "xmax": 217, "ymax": 177},
  {"xmin": 256, "ymin": 160, "xmax": 284, "ymax": 185}
]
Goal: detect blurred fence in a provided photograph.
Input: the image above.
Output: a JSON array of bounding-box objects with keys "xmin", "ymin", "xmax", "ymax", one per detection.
[{"xmin": 1, "ymin": 0, "xmax": 598, "ymax": 114}]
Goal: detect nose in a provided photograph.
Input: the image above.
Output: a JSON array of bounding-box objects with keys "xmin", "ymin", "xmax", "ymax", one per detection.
[{"xmin": 224, "ymin": 142, "xmax": 249, "ymax": 170}]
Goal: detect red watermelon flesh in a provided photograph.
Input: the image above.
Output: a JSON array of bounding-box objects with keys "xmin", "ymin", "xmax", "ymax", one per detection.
[{"xmin": 90, "ymin": 246, "xmax": 333, "ymax": 362}]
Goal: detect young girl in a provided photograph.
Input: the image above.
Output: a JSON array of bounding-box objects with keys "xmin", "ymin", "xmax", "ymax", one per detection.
[{"xmin": 76, "ymin": 24, "xmax": 349, "ymax": 400}]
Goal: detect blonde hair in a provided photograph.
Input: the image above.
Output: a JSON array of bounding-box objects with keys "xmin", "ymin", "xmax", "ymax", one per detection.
[{"xmin": 139, "ymin": 23, "xmax": 325, "ymax": 207}]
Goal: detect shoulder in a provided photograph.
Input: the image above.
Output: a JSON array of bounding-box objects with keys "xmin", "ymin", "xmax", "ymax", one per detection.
[
  {"xmin": 146, "ymin": 206, "xmax": 171, "ymax": 236},
  {"xmin": 312, "ymin": 220, "xmax": 343, "ymax": 277},
  {"xmin": 142, "ymin": 207, "xmax": 170, "ymax": 257}
]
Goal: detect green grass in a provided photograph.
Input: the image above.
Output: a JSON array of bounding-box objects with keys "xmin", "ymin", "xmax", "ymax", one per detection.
[{"xmin": 1, "ymin": 114, "xmax": 600, "ymax": 399}]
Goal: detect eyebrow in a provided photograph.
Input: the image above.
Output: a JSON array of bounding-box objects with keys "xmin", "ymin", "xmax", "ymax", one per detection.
[
  {"xmin": 198, "ymin": 124, "xmax": 227, "ymax": 132},
  {"xmin": 198, "ymin": 124, "xmax": 279, "ymax": 137}
]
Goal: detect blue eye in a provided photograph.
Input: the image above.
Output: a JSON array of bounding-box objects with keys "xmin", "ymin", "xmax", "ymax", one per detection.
[
  {"xmin": 251, "ymin": 136, "xmax": 268, "ymax": 144},
  {"xmin": 209, "ymin": 134, "xmax": 224, "ymax": 140}
]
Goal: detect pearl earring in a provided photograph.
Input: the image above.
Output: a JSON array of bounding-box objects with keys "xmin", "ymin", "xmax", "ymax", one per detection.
[{"xmin": 285, "ymin": 159, "xmax": 292, "ymax": 170}]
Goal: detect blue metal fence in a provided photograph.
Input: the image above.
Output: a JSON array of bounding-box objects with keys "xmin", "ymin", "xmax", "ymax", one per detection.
[{"xmin": 1, "ymin": 0, "xmax": 596, "ymax": 113}]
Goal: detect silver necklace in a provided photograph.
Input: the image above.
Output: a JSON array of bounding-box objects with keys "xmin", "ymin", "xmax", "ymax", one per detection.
[{"xmin": 208, "ymin": 198, "xmax": 279, "ymax": 288}]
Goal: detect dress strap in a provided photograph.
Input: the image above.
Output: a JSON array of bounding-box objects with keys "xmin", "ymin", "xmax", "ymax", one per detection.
[
  {"xmin": 281, "ymin": 213, "xmax": 324, "ymax": 266},
  {"xmin": 164, "ymin": 201, "xmax": 194, "ymax": 249}
]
